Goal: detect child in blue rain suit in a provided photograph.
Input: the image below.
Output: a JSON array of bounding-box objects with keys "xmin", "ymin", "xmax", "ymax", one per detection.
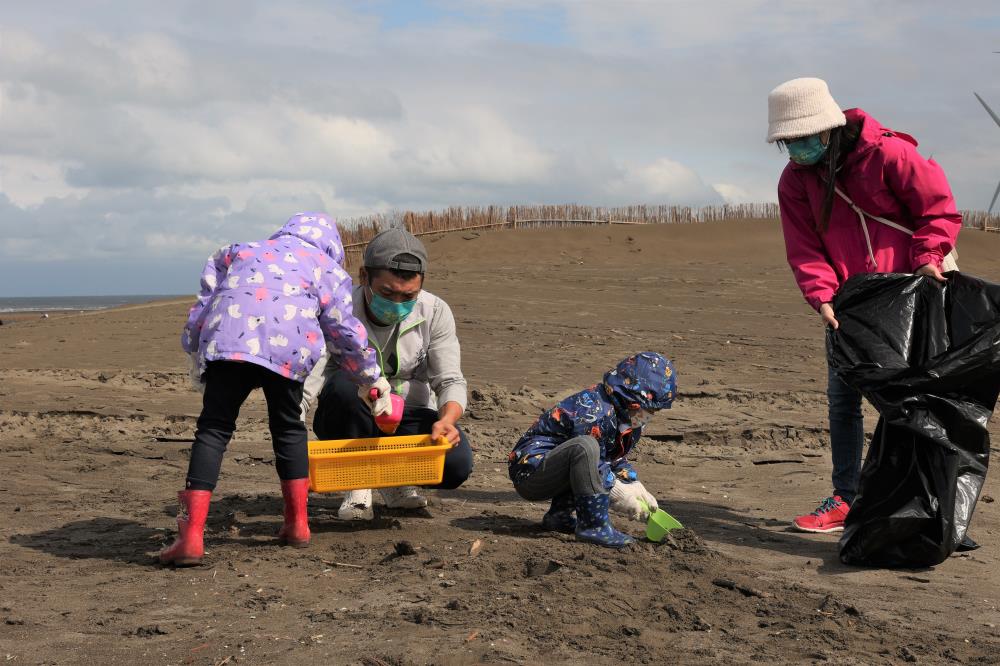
[{"xmin": 508, "ymin": 352, "xmax": 676, "ymax": 548}]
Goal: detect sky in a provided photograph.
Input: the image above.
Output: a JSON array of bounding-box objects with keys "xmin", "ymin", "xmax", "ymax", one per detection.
[{"xmin": 2, "ymin": 0, "xmax": 999, "ymax": 296}]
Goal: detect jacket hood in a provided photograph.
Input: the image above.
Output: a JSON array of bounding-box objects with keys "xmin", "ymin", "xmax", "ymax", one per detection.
[
  {"xmin": 602, "ymin": 352, "xmax": 676, "ymax": 413},
  {"xmin": 787, "ymin": 108, "xmax": 919, "ymax": 172},
  {"xmin": 843, "ymin": 107, "xmax": 917, "ymax": 165},
  {"xmin": 270, "ymin": 212, "xmax": 344, "ymax": 263}
]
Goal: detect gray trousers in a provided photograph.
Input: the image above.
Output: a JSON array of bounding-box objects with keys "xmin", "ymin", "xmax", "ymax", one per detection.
[{"xmin": 513, "ymin": 435, "xmax": 605, "ymax": 501}]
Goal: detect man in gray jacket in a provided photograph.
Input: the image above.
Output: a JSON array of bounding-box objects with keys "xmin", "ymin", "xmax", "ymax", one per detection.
[{"xmin": 304, "ymin": 227, "xmax": 473, "ymax": 520}]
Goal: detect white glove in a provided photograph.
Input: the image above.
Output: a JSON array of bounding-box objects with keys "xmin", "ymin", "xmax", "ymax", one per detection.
[
  {"xmin": 609, "ymin": 480, "xmax": 658, "ymax": 522},
  {"xmin": 187, "ymin": 352, "xmax": 205, "ymax": 394},
  {"xmin": 359, "ymin": 377, "xmax": 393, "ymax": 417}
]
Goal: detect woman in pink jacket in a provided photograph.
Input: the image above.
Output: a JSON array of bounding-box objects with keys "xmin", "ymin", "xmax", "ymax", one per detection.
[{"xmin": 767, "ymin": 78, "xmax": 961, "ymax": 533}]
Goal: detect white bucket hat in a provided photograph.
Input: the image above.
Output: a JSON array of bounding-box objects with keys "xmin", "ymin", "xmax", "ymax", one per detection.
[{"xmin": 767, "ymin": 77, "xmax": 846, "ymax": 143}]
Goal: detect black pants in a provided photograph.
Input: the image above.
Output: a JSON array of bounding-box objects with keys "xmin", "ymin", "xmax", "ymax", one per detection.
[
  {"xmin": 186, "ymin": 361, "xmax": 308, "ymax": 491},
  {"xmin": 313, "ymin": 371, "xmax": 473, "ymax": 490}
]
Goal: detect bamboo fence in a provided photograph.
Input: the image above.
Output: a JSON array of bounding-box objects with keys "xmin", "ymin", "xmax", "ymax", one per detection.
[
  {"xmin": 960, "ymin": 210, "xmax": 1000, "ymax": 232},
  {"xmin": 337, "ymin": 203, "xmax": 1000, "ymax": 266}
]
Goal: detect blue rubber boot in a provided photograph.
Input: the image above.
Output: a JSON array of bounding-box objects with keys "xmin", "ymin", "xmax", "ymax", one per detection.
[
  {"xmin": 574, "ymin": 493, "xmax": 634, "ymax": 549},
  {"xmin": 541, "ymin": 492, "xmax": 576, "ymax": 533}
]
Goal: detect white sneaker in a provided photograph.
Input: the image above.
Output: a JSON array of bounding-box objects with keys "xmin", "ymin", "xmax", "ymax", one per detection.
[
  {"xmin": 380, "ymin": 486, "xmax": 428, "ymax": 509},
  {"xmin": 337, "ymin": 489, "xmax": 374, "ymax": 521}
]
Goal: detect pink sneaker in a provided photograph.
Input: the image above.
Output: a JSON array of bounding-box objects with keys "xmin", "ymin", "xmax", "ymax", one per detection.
[{"xmin": 792, "ymin": 496, "xmax": 850, "ymax": 533}]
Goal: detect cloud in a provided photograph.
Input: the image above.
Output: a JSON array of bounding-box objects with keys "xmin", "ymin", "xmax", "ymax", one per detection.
[
  {"xmin": 0, "ymin": 25, "xmax": 562, "ymax": 210},
  {"xmin": 606, "ymin": 159, "xmax": 722, "ymax": 206},
  {"xmin": 2, "ymin": 1, "xmax": 999, "ymax": 294},
  {"xmin": 713, "ymin": 183, "xmax": 756, "ymax": 205},
  {"xmin": 711, "ymin": 172, "xmax": 783, "ymax": 205},
  {"xmin": 0, "ymin": 156, "xmax": 88, "ymax": 207}
]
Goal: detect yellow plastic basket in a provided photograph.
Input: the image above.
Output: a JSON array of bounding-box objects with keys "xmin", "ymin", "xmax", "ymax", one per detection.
[{"xmin": 307, "ymin": 434, "xmax": 451, "ymax": 493}]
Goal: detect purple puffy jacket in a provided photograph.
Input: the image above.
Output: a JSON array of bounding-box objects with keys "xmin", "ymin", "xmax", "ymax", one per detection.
[{"xmin": 181, "ymin": 212, "xmax": 379, "ymax": 385}]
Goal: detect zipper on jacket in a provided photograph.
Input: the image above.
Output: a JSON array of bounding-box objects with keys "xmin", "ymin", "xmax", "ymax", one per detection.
[
  {"xmin": 369, "ymin": 316, "xmax": 425, "ymax": 393},
  {"xmin": 389, "ymin": 318, "xmax": 425, "ymax": 392}
]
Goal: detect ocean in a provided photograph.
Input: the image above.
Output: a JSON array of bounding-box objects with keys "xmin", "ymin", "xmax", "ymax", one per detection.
[{"xmin": 0, "ymin": 294, "xmax": 186, "ymax": 314}]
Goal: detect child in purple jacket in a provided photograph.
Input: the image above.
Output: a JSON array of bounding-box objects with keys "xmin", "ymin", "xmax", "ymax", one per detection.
[{"xmin": 160, "ymin": 212, "xmax": 391, "ymax": 566}]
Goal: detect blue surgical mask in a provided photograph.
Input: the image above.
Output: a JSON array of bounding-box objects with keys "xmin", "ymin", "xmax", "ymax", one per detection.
[
  {"xmin": 366, "ymin": 286, "xmax": 416, "ymax": 325},
  {"xmin": 786, "ymin": 134, "xmax": 828, "ymax": 165}
]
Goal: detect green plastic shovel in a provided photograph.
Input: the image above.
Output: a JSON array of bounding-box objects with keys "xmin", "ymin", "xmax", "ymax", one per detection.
[{"xmin": 639, "ymin": 499, "xmax": 684, "ymax": 542}]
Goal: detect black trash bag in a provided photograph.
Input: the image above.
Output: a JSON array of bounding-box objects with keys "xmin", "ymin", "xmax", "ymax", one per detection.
[{"xmin": 827, "ymin": 271, "xmax": 1000, "ymax": 568}]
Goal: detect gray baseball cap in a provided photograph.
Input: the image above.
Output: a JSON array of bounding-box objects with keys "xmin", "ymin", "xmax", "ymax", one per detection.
[{"xmin": 363, "ymin": 227, "xmax": 428, "ymax": 273}]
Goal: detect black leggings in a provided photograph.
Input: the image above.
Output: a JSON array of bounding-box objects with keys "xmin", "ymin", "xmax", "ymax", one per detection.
[
  {"xmin": 186, "ymin": 361, "xmax": 308, "ymax": 491},
  {"xmin": 313, "ymin": 371, "xmax": 473, "ymax": 490}
]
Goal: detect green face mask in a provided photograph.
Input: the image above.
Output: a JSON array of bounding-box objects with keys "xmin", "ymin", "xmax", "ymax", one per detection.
[
  {"xmin": 786, "ymin": 134, "xmax": 828, "ymax": 165},
  {"xmin": 366, "ymin": 286, "xmax": 417, "ymax": 324}
]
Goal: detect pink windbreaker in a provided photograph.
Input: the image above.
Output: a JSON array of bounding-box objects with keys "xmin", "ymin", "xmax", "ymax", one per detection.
[{"xmin": 778, "ymin": 108, "xmax": 962, "ymax": 311}]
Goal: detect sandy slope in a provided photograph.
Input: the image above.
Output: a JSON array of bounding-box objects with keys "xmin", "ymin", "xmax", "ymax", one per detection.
[{"xmin": 3, "ymin": 220, "xmax": 1000, "ymax": 665}]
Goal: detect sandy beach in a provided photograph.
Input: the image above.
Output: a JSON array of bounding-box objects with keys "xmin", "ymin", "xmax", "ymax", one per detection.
[
  {"xmin": 0, "ymin": 312, "xmax": 74, "ymax": 326},
  {"xmin": 3, "ymin": 220, "xmax": 1000, "ymax": 665}
]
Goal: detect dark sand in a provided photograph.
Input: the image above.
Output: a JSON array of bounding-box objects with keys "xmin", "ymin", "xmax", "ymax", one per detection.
[{"xmin": 3, "ymin": 220, "xmax": 1000, "ymax": 664}]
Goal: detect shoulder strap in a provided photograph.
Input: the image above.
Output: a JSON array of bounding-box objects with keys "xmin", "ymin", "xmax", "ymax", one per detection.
[
  {"xmin": 834, "ymin": 184, "xmax": 959, "ymax": 274},
  {"xmin": 834, "ymin": 186, "xmax": 913, "ymax": 236},
  {"xmin": 833, "ymin": 185, "xmax": 914, "ymax": 272}
]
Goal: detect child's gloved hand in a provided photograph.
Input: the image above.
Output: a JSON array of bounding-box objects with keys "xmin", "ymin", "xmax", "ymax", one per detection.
[
  {"xmin": 187, "ymin": 353, "xmax": 205, "ymax": 394},
  {"xmin": 359, "ymin": 377, "xmax": 393, "ymax": 416},
  {"xmin": 609, "ymin": 480, "xmax": 658, "ymax": 521}
]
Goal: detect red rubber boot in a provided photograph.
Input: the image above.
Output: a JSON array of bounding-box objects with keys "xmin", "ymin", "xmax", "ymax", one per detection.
[
  {"xmin": 159, "ymin": 490, "xmax": 211, "ymax": 566},
  {"xmin": 277, "ymin": 478, "xmax": 311, "ymax": 548}
]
